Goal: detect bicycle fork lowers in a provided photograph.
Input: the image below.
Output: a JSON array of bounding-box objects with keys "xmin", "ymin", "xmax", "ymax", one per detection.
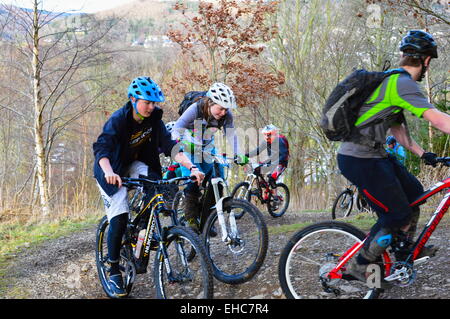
[
  {"xmin": 211, "ymin": 176, "xmax": 240, "ymax": 245},
  {"xmin": 141, "ymin": 194, "xmax": 184, "ymax": 282}
]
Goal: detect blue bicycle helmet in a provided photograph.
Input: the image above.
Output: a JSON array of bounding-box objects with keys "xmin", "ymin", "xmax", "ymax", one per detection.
[
  {"xmin": 127, "ymin": 76, "xmax": 165, "ymax": 102},
  {"xmin": 386, "ymin": 136, "xmax": 396, "ymax": 145}
]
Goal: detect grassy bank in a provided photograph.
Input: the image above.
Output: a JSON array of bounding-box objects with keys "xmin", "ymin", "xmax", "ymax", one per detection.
[
  {"xmin": 0, "ymin": 210, "xmax": 103, "ymax": 297},
  {"xmin": 268, "ymin": 212, "xmax": 377, "ymax": 236}
]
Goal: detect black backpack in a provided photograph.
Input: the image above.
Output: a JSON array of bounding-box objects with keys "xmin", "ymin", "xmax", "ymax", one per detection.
[
  {"xmin": 178, "ymin": 91, "xmax": 207, "ymax": 116},
  {"xmin": 319, "ymin": 68, "xmax": 407, "ymax": 144}
]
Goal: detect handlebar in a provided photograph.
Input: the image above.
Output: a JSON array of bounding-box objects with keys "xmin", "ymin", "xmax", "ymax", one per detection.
[
  {"xmin": 121, "ymin": 175, "xmax": 196, "ymax": 188},
  {"xmin": 435, "ymin": 157, "xmax": 450, "ymax": 167},
  {"xmin": 201, "ymin": 151, "xmax": 235, "ymax": 165}
]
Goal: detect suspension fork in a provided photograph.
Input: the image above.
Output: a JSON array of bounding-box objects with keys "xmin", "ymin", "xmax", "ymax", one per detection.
[
  {"xmin": 211, "ymin": 177, "xmax": 239, "ymax": 243},
  {"xmin": 245, "ymin": 174, "xmax": 256, "ymax": 193},
  {"xmin": 149, "ymin": 202, "xmax": 180, "ymax": 281}
]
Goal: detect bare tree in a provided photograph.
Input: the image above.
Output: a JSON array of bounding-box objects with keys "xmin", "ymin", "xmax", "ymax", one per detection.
[
  {"xmin": 372, "ymin": 0, "xmax": 449, "ymax": 26},
  {"xmin": 0, "ymin": 1, "xmax": 118, "ymax": 216}
]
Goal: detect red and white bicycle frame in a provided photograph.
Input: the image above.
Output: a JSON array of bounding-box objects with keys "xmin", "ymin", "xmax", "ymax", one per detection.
[
  {"xmin": 409, "ymin": 178, "xmax": 450, "ymax": 260},
  {"xmin": 327, "ymin": 177, "xmax": 450, "ymax": 280}
]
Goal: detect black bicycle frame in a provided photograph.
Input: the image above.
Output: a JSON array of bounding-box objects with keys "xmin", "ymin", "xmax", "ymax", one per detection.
[{"xmin": 127, "ymin": 184, "xmax": 179, "ymax": 277}]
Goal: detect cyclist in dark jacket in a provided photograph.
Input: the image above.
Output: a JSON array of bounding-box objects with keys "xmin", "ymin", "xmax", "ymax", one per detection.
[
  {"xmin": 93, "ymin": 76, "xmax": 204, "ymax": 297},
  {"xmin": 337, "ymin": 31, "xmax": 450, "ymax": 285},
  {"xmin": 246, "ymin": 124, "xmax": 289, "ymax": 187}
]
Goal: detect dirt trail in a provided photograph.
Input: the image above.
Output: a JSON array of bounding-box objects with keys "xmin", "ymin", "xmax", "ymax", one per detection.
[{"xmin": 3, "ymin": 210, "xmax": 450, "ymax": 299}]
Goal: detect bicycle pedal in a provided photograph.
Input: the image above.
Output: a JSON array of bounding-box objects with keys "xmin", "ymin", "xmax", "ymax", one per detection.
[
  {"xmin": 384, "ymin": 272, "xmax": 403, "ymax": 282},
  {"xmin": 413, "ymin": 256, "xmax": 430, "ymax": 266}
]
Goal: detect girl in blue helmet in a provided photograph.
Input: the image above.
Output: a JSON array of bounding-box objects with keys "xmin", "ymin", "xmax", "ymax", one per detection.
[{"xmin": 93, "ymin": 76, "xmax": 204, "ymax": 298}]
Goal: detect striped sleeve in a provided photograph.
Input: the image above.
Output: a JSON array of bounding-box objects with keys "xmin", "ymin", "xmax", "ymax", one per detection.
[{"xmin": 390, "ymin": 74, "xmax": 435, "ymax": 118}]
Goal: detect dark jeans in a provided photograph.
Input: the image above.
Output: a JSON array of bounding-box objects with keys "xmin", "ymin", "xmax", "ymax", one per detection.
[
  {"xmin": 337, "ymin": 153, "xmax": 424, "ymax": 230},
  {"xmin": 184, "ymin": 161, "xmax": 225, "ymax": 222}
]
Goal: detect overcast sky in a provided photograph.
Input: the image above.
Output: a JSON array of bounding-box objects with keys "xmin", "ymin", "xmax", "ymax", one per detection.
[{"xmin": 0, "ymin": 0, "xmax": 138, "ymax": 13}]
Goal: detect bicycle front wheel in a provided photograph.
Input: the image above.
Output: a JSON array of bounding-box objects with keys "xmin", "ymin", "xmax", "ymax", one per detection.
[
  {"xmin": 153, "ymin": 226, "xmax": 214, "ymax": 299},
  {"xmin": 278, "ymin": 221, "xmax": 381, "ymax": 299},
  {"xmin": 203, "ymin": 198, "xmax": 268, "ymax": 284},
  {"xmin": 331, "ymin": 190, "xmax": 353, "ymax": 219},
  {"xmin": 95, "ymin": 216, "xmax": 135, "ymax": 299}
]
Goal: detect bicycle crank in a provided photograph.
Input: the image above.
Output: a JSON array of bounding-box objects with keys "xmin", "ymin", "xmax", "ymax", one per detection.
[{"xmin": 384, "ymin": 261, "xmax": 416, "ymax": 287}]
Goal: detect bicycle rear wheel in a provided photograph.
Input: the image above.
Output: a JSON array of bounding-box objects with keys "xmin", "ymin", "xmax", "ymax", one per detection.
[
  {"xmin": 278, "ymin": 221, "xmax": 382, "ymax": 299},
  {"xmin": 331, "ymin": 190, "xmax": 353, "ymax": 219},
  {"xmin": 153, "ymin": 226, "xmax": 214, "ymax": 299},
  {"xmin": 230, "ymin": 182, "xmax": 251, "ymax": 219},
  {"xmin": 203, "ymin": 198, "xmax": 268, "ymax": 284},
  {"xmin": 172, "ymin": 190, "xmax": 199, "ymax": 261},
  {"xmin": 172, "ymin": 189, "xmax": 185, "ymax": 215},
  {"xmin": 267, "ymin": 183, "xmax": 290, "ymax": 217}
]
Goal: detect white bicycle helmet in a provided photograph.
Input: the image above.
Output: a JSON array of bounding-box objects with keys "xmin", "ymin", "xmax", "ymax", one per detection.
[
  {"xmin": 165, "ymin": 121, "xmax": 176, "ymax": 133},
  {"xmin": 262, "ymin": 124, "xmax": 279, "ymax": 135},
  {"xmin": 206, "ymin": 82, "xmax": 237, "ymax": 109}
]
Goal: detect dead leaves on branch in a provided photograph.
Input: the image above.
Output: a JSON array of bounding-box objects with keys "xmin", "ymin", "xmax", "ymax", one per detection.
[{"xmin": 167, "ymin": 0, "xmax": 285, "ymax": 108}]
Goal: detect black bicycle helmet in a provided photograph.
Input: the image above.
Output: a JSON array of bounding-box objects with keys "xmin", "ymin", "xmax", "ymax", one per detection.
[{"xmin": 399, "ymin": 30, "xmax": 438, "ymax": 59}]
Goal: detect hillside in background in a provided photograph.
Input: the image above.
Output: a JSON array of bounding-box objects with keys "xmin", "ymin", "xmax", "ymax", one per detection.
[
  {"xmin": 0, "ymin": 1, "xmax": 199, "ymax": 44},
  {"xmin": 95, "ymin": 0, "xmax": 200, "ymax": 32}
]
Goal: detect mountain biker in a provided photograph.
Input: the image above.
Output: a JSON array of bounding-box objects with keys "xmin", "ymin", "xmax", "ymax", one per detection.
[
  {"xmin": 171, "ymin": 82, "xmax": 247, "ymax": 232},
  {"xmin": 246, "ymin": 124, "xmax": 290, "ymax": 189},
  {"xmin": 336, "ymin": 30, "xmax": 450, "ymax": 284},
  {"xmin": 93, "ymin": 76, "xmax": 204, "ymax": 297},
  {"xmin": 385, "ymin": 135, "xmax": 406, "ymax": 165}
]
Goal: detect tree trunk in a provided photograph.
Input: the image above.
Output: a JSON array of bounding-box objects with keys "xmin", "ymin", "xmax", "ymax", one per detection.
[
  {"xmin": 425, "ymin": 71, "xmax": 434, "ymax": 151},
  {"xmin": 32, "ymin": 0, "xmax": 51, "ymax": 216}
]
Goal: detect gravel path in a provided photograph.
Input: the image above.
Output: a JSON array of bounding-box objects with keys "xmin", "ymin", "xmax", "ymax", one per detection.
[{"xmin": 2, "ymin": 208, "xmax": 450, "ymax": 299}]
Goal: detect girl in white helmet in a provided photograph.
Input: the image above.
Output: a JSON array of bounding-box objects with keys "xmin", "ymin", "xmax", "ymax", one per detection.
[{"xmin": 172, "ymin": 83, "xmax": 246, "ymax": 231}]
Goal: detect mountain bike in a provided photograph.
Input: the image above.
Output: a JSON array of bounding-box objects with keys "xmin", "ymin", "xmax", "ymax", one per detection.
[
  {"xmin": 95, "ymin": 176, "xmax": 214, "ymax": 299},
  {"xmin": 331, "ymin": 183, "xmax": 373, "ymax": 219},
  {"xmin": 278, "ymin": 157, "xmax": 450, "ymax": 299},
  {"xmin": 230, "ymin": 163, "xmax": 290, "ymax": 218},
  {"xmin": 172, "ymin": 153, "xmax": 269, "ymax": 285}
]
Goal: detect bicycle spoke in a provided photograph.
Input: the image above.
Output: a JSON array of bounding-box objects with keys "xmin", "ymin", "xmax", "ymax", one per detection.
[
  {"xmin": 279, "ymin": 222, "xmax": 380, "ymax": 299},
  {"xmin": 205, "ymin": 199, "xmax": 268, "ymax": 284},
  {"xmin": 154, "ymin": 227, "xmax": 213, "ymax": 299}
]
